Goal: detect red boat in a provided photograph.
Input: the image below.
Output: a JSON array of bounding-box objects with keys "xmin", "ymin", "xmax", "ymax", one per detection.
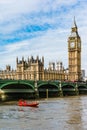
[{"xmin": 18, "ymin": 99, "xmax": 39, "ymax": 107}]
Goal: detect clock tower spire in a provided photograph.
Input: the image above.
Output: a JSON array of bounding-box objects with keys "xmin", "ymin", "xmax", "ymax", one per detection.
[{"xmin": 68, "ymin": 17, "xmax": 81, "ymax": 81}]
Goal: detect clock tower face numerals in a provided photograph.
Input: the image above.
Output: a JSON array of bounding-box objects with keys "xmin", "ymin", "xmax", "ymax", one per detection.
[{"xmin": 70, "ymin": 42, "xmax": 75, "ymax": 48}]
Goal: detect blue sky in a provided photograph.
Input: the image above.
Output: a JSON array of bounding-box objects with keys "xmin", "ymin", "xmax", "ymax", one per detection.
[{"xmin": 0, "ymin": 0, "xmax": 87, "ymax": 75}]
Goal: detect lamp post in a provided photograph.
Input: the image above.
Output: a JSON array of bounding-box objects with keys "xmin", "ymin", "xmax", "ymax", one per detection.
[
  {"xmin": 34, "ymin": 71, "xmax": 39, "ymax": 99},
  {"xmin": 75, "ymin": 82, "xmax": 79, "ymax": 95},
  {"xmin": 59, "ymin": 81, "xmax": 63, "ymax": 97}
]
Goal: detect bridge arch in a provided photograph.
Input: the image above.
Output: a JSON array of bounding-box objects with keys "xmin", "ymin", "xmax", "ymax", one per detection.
[
  {"xmin": 78, "ymin": 84, "xmax": 87, "ymax": 95},
  {"xmin": 38, "ymin": 82, "xmax": 59, "ymax": 98},
  {"xmin": 0, "ymin": 82, "xmax": 34, "ymax": 90},
  {"xmin": 0, "ymin": 81, "xmax": 35, "ymax": 100},
  {"xmin": 62, "ymin": 84, "xmax": 76, "ymax": 96}
]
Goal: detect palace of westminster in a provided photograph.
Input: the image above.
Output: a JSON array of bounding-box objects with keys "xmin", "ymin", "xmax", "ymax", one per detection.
[{"xmin": 0, "ymin": 18, "xmax": 82, "ymax": 82}]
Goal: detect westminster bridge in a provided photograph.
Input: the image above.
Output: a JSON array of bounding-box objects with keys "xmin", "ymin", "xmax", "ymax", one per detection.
[{"xmin": 0, "ymin": 79, "xmax": 87, "ymax": 101}]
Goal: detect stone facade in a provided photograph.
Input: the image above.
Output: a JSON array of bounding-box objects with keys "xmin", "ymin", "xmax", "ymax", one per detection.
[{"xmin": 0, "ymin": 56, "xmax": 65, "ymax": 81}]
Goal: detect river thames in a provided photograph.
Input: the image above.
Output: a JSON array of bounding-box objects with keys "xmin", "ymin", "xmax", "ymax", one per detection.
[{"xmin": 0, "ymin": 96, "xmax": 87, "ymax": 130}]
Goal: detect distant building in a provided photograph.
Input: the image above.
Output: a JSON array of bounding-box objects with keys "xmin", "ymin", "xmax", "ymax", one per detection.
[
  {"xmin": 81, "ymin": 70, "xmax": 85, "ymax": 78},
  {"xmin": 81, "ymin": 69, "xmax": 85, "ymax": 81}
]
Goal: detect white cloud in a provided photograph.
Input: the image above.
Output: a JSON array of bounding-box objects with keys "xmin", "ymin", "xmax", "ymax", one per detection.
[
  {"xmin": 0, "ymin": 0, "xmax": 87, "ymax": 75},
  {"xmin": 0, "ymin": 27, "xmax": 68, "ymax": 70}
]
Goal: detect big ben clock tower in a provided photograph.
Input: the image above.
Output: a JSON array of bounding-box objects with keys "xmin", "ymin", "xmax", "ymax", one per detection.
[{"xmin": 68, "ymin": 17, "xmax": 81, "ymax": 81}]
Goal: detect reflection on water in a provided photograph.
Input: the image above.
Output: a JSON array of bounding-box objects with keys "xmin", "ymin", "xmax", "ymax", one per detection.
[{"xmin": 0, "ymin": 96, "xmax": 87, "ymax": 130}]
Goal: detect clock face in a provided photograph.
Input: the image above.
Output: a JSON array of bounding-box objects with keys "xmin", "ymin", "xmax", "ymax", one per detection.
[
  {"xmin": 70, "ymin": 42, "xmax": 75, "ymax": 48},
  {"xmin": 78, "ymin": 42, "xmax": 80, "ymax": 47}
]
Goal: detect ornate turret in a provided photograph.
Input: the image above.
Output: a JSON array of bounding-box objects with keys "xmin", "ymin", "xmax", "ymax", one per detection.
[
  {"xmin": 16, "ymin": 57, "xmax": 18, "ymax": 64},
  {"xmin": 22, "ymin": 56, "xmax": 24, "ymax": 62},
  {"xmin": 42, "ymin": 56, "xmax": 44, "ymax": 64},
  {"xmin": 36, "ymin": 55, "xmax": 39, "ymax": 63}
]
